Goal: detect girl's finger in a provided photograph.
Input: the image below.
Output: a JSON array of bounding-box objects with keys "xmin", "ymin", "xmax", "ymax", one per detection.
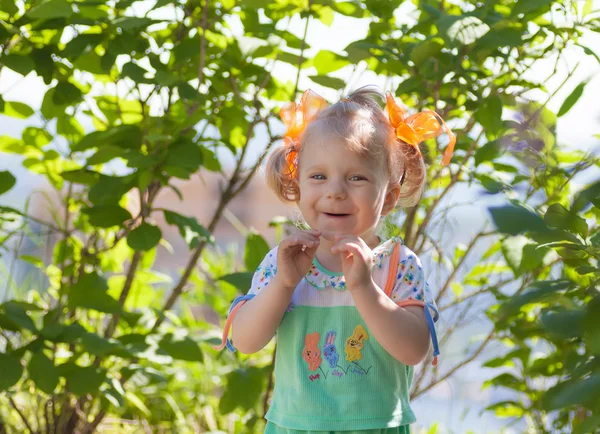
[
  {"xmin": 334, "ymin": 241, "xmax": 365, "ymax": 262},
  {"xmin": 330, "ymin": 237, "xmax": 354, "ymax": 254}
]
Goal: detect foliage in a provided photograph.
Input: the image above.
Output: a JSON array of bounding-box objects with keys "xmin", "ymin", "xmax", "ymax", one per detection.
[
  {"xmin": 0, "ymin": 0, "xmax": 598, "ymax": 432},
  {"xmin": 486, "ymin": 178, "xmax": 600, "ymax": 434}
]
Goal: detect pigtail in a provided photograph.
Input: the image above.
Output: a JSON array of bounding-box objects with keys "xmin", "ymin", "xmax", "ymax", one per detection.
[
  {"xmin": 265, "ymin": 143, "xmax": 300, "ymax": 203},
  {"xmin": 395, "ymin": 141, "xmax": 426, "ymax": 208}
]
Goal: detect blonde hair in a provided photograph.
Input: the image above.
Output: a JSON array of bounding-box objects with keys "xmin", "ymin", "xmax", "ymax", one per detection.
[{"xmin": 266, "ymin": 85, "xmax": 426, "ymax": 208}]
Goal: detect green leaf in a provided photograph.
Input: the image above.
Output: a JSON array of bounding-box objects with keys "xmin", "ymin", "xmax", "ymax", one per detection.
[
  {"xmin": 542, "ymin": 375, "xmax": 600, "ymax": 410},
  {"xmin": 82, "ymin": 205, "xmax": 132, "ymax": 228},
  {"xmin": 60, "ymin": 169, "xmax": 101, "ymax": 185},
  {"xmin": 583, "ymin": 296, "xmax": 600, "ymax": 355},
  {"xmin": 0, "ymin": 170, "xmax": 16, "ymax": 195},
  {"xmin": 511, "ymin": 0, "xmax": 553, "ymax": 18},
  {"xmin": 572, "ymin": 179, "xmax": 600, "ymax": 212},
  {"xmin": 501, "ymin": 236, "xmax": 550, "ymax": 277},
  {"xmin": 64, "ymin": 366, "xmax": 106, "ymax": 396},
  {"xmin": 28, "ymin": 353, "xmax": 59, "ymax": 394},
  {"xmin": 158, "ymin": 334, "xmax": 203, "ymax": 362},
  {"xmin": 312, "ymin": 50, "xmax": 349, "ymax": 75},
  {"xmin": 544, "ymin": 203, "xmax": 588, "ymax": 238},
  {"xmin": 218, "ymin": 272, "xmax": 254, "ymax": 291},
  {"xmin": 0, "ymin": 354, "xmax": 23, "ymax": 392},
  {"xmin": 474, "ymin": 139, "xmax": 502, "ymax": 165},
  {"xmin": 68, "ymin": 272, "xmax": 122, "ymax": 314},
  {"xmin": 3, "ymin": 101, "xmax": 34, "ymax": 119},
  {"xmin": 576, "ymin": 43, "xmax": 600, "ymax": 65},
  {"xmin": 489, "ymin": 204, "xmax": 549, "ymax": 235},
  {"xmin": 0, "ymin": 301, "xmax": 37, "ymax": 332},
  {"xmin": 163, "ymin": 210, "xmax": 214, "ymax": 248},
  {"xmin": 540, "ymin": 309, "xmax": 584, "ymax": 339},
  {"xmin": 28, "ymin": 0, "xmax": 73, "ymax": 19},
  {"xmin": 86, "ymin": 145, "xmax": 124, "ymax": 165},
  {"xmin": 477, "ymin": 27, "xmax": 523, "ymax": 50},
  {"xmin": 2, "ymin": 54, "xmax": 36, "ymax": 76},
  {"xmin": 127, "ymin": 223, "xmax": 162, "ymax": 251},
  {"xmin": 219, "ymin": 367, "xmax": 269, "ymax": 414},
  {"xmin": 52, "ymin": 82, "xmax": 84, "ymax": 106},
  {"xmin": 499, "ymin": 280, "xmax": 571, "ymax": 316},
  {"xmin": 164, "ymin": 142, "xmax": 204, "ymax": 171},
  {"xmin": 80, "ymin": 333, "xmax": 121, "ymax": 356},
  {"xmin": 200, "ymin": 146, "xmax": 221, "ymax": 171},
  {"xmin": 475, "ymin": 95, "xmax": 503, "ymax": 135},
  {"xmin": 441, "ymin": 16, "xmax": 490, "ymax": 46},
  {"xmin": 332, "ymin": 1, "xmax": 366, "ymax": 17},
  {"xmin": 411, "ymin": 38, "xmax": 444, "ymax": 67},
  {"xmin": 122, "ymin": 62, "xmax": 150, "ymax": 82},
  {"xmin": 591, "ymin": 231, "xmax": 600, "ymax": 247},
  {"xmin": 125, "ymin": 391, "xmax": 151, "ymax": 417},
  {"xmin": 316, "ymin": 6, "xmax": 334, "ymax": 26},
  {"xmin": 88, "ymin": 175, "xmax": 134, "ymax": 206},
  {"xmin": 61, "ymin": 34, "xmax": 104, "ymax": 60},
  {"xmin": 22, "ymin": 127, "xmax": 52, "ymax": 148},
  {"xmin": 112, "ymin": 17, "xmax": 158, "ymax": 32},
  {"xmin": 0, "ymin": 0, "xmax": 18, "ymax": 15},
  {"xmin": 244, "ymin": 232, "xmax": 270, "ymax": 271},
  {"xmin": 557, "ymin": 81, "xmax": 586, "ymax": 117},
  {"xmin": 308, "ymin": 75, "xmax": 346, "ymax": 90}
]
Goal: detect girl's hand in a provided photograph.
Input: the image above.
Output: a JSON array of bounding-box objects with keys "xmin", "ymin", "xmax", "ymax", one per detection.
[
  {"xmin": 331, "ymin": 235, "xmax": 374, "ymax": 292},
  {"xmin": 277, "ymin": 229, "xmax": 321, "ymax": 291}
]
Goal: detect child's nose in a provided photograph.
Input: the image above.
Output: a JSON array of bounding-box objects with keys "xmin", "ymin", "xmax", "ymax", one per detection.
[{"xmin": 326, "ymin": 181, "xmax": 346, "ymax": 200}]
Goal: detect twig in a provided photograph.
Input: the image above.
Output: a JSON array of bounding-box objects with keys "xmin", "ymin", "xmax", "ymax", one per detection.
[
  {"xmin": 104, "ymin": 250, "xmax": 143, "ymax": 338},
  {"xmin": 412, "ymin": 330, "xmax": 495, "ymax": 399},
  {"xmin": 293, "ymin": 10, "xmax": 311, "ymax": 98},
  {"xmin": 435, "ymin": 231, "xmax": 491, "ymax": 305},
  {"xmin": 8, "ymin": 397, "xmax": 36, "ymax": 434}
]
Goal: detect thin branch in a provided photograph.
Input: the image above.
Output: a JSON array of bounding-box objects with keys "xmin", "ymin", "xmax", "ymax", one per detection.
[
  {"xmin": 412, "ymin": 330, "xmax": 495, "ymax": 399},
  {"xmin": 413, "ymin": 129, "xmax": 484, "ymax": 244},
  {"xmin": 9, "ymin": 397, "xmax": 36, "ymax": 434},
  {"xmin": 151, "ymin": 114, "xmax": 267, "ymax": 332},
  {"xmin": 293, "ymin": 10, "xmax": 311, "ymax": 98},
  {"xmin": 435, "ymin": 230, "xmax": 491, "ymax": 305},
  {"xmin": 439, "ymin": 278, "xmax": 511, "ymax": 313},
  {"xmin": 103, "ymin": 250, "xmax": 143, "ymax": 338}
]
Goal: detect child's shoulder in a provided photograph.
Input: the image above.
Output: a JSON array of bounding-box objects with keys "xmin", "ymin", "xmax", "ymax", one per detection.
[{"xmin": 373, "ymin": 236, "xmax": 420, "ymax": 264}]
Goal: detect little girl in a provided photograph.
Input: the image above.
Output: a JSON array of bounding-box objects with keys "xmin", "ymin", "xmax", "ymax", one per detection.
[{"xmin": 214, "ymin": 86, "xmax": 455, "ymax": 433}]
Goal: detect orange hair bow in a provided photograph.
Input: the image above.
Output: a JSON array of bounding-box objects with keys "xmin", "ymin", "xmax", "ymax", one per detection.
[
  {"xmin": 279, "ymin": 89, "xmax": 328, "ymax": 178},
  {"xmin": 385, "ymin": 92, "xmax": 456, "ymax": 166}
]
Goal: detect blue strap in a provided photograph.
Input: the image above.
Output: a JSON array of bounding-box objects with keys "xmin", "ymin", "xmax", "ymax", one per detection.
[
  {"xmin": 225, "ymin": 294, "xmax": 255, "ymax": 353},
  {"xmin": 423, "ymin": 302, "xmax": 440, "ymax": 358}
]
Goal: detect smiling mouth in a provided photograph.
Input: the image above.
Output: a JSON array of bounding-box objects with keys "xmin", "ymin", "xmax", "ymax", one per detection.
[{"xmin": 324, "ymin": 213, "xmax": 350, "ymax": 218}]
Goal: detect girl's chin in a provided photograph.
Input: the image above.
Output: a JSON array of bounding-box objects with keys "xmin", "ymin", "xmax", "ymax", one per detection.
[{"xmin": 316, "ymin": 229, "xmax": 357, "ymax": 243}]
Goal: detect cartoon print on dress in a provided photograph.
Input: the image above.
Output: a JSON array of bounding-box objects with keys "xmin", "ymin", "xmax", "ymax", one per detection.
[
  {"xmin": 323, "ymin": 331, "xmax": 344, "ymax": 377},
  {"xmin": 302, "ymin": 332, "xmax": 327, "ymax": 379},
  {"xmin": 345, "ymin": 325, "xmax": 372, "ymax": 375}
]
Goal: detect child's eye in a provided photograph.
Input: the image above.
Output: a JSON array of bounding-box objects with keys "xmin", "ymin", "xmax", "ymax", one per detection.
[
  {"xmin": 310, "ymin": 174, "xmax": 326, "ymax": 180},
  {"xmin": 350, "ymin": 175, "xmax": 367, "ymax": 181}
]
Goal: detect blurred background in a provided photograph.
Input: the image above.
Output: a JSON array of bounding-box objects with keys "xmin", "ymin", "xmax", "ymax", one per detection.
[{"xmin": 1, "ymin": 0, "xmax": 599, "ymax": 433}]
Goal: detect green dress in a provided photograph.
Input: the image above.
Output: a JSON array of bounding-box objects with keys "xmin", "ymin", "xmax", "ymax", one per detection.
[{"xmin": 229, "ymin": 238, "xmax": 439, "ymax": 433}]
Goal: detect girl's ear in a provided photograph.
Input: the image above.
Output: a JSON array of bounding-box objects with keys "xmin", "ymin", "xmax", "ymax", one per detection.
[{"xmin": 381, "ymin": 183, "xmax": 401, "ymax": 216}]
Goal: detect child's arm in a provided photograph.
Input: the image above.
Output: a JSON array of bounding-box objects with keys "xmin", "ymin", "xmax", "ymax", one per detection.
[
  {"xmin": 331, "ymin": 235, "xmax": 439, "ymax": 366},
  {"xmin": 351, "ymin": 284, "xmax": 430, "ymax": 366},
  {"xmin": 231, "ymin": 274, "xmax": 295, "ymax": 354},
  {"xmin": 231, "ymin": 229, "xmax": 321, "ymax": 354}
]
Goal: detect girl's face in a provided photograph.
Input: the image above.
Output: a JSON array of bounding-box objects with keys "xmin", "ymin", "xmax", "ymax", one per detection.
[{"xmin": 296, "ymin": 137, "xmax": 399, "ymax": 244}]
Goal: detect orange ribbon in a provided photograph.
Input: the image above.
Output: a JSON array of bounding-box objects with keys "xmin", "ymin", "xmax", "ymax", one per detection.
[
  {"xmin": 279, "ymin": 89, "xmax": 328, "ymax": 178},
  {"xmin": 385, "ymin": 92, "xmax": 456, "ymax": 165}
]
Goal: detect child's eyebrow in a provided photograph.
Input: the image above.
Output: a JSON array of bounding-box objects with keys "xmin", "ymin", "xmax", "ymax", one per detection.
[{"xmin": 304, "ymin": 164, "xmax": 373, "ymax": 173}]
